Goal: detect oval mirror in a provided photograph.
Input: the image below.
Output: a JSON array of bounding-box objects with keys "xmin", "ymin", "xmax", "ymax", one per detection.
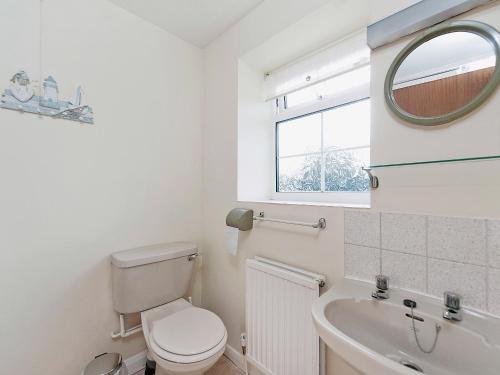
[{"xmin": 385, "ymin": 21, "xmax": 500, "ymax": 126}]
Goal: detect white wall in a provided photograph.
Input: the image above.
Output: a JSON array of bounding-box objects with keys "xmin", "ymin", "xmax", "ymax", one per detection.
[
  {"xmin": 202, "ymin": 1, "xmax": 352, "ymax": 373},
  {"xmin": 237, "ymin": 60, "xmax": 273, "ymax": 201},
  {"xmin": 0, "ymin": 1, "xmax": 203, "ymax": 374},
  {"xmin": 371, "ymin": 3, "xmax": 500, "ymax": 216},
  {"xmin": 3, "ymin": 0, "xmax": 498, "ymax": 374},
  {"xmin": 203, "ymin": 1, "xmax": 500, "ymax": 375}
]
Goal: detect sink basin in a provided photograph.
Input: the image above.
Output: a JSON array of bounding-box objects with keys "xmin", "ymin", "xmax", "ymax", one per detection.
[{"xmin": 312, "ymin": 279, "xmax": 500, "ymax": 375}]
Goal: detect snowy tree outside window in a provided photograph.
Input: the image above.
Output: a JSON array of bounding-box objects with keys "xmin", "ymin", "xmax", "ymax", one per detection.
[{"xmin": 276, "ymin": 99, "xmax": 370, "ymax": 194}]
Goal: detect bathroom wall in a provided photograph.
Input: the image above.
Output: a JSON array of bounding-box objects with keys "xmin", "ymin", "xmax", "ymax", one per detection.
[
  {"xmin": 370, "ymin": 4, "xmax": 500, "ymax": 216},
  {"xmin": 203, "ymin": 1, "xmax": 500, "ymax": 375},
  {"xmin": 345, "ymin": 211, "xmax": 500, "ymax": 315},
  {"xmin": 202, "ymin": 1, "xmax": 421, "ymax": 375},
  {"xmin": 0, "ymin": 1, "xmax": 203, "ymax": 374}
]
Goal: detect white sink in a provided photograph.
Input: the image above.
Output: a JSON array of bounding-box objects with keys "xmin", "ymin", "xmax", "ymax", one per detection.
[{"xmin": 312, "ymin": 279, "xmax": 500, "ymax": 375}]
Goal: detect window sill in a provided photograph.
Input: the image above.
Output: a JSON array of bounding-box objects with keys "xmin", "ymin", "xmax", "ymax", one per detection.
[{"xmin": 237, "ymin": 199, "xmax": 370, "ymax": 209}]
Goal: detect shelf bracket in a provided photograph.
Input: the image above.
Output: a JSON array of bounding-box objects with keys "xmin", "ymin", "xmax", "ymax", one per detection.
[{"xmin": 362, "ymin": 167, "xmax": 379, "ymax": 189}]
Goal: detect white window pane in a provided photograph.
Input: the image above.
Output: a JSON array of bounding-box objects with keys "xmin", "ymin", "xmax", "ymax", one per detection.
[
  {"xmin": 325, "ymin": 148, "xmax": 370, "ymax": 192},
  {"xmin": 323, "ymin": 100, "xmax": 370, "ymax": 150},
  {"xmin": 278, "ymin": 114, "xmax": 321, "ymax": 157},
  {"xmin": 278, "ymin": 155, "xmax": 321, "ymax": 192}
]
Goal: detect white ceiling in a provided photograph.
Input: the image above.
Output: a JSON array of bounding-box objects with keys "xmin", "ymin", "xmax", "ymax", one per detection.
[{"xmin": 108, "ymin": 0, "xmax": 264, "ymax": 47}]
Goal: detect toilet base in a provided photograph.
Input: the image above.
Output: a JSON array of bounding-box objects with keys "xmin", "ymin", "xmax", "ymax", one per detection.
[
  {"xmin": 155, "ymin": 368, "xmax": 205, "ymax": 375},
  {"xmin": 150, "ymin": 345, "xmax": 225, "ymax": 375}
]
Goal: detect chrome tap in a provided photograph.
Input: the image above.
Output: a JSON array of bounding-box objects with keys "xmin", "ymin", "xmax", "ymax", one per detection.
[
  {"xmin": 443, "ymin": 291, "xmax": 462, "ymax": 321},
  {"xmin": 372, "ymin": 275, "xmax": 390, "ymax": 300}
]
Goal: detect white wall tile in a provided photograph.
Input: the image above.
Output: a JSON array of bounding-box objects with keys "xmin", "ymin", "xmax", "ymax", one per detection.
[
  {"xmin": 427, "ymin": 216, "xmax": 486, "ymax": 265},
  {"xmin": 428, "ymin": 258, "xmax": 486, "ymax": 310},
  {"xmin": 381, "ymin": 250, "xmax": 426, "ymax": 293},
  {"xmin": 345, "ymin": 244, "xmax": 380, "ymax": 282},
  {"xmin": 381, "ymin": 213, "xmax": 426, "ymax": 255},
  {"xmin": 345, "ymin": 211, "xmax": 380, "ymax": 248},
  {"xmin": 488, "ymin": 268, "xmax": 500, "ymax": 315},
  {"xmin": 344, "ymin": 212, "xmax": 500, "ymax": 317},
  {"xmin": 487, "ymin": 220, "xmax": 500, "ymax": 269}
]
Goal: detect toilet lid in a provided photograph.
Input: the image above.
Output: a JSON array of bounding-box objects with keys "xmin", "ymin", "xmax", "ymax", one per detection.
[{"xmin": 152, "ymin": 307, "xmax": 225, "ymax": 356}]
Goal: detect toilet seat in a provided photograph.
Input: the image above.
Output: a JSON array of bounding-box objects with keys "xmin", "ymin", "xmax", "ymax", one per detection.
[{"xmin": 149, "ymin": 306, "xmax": 227, "ymax": 364}]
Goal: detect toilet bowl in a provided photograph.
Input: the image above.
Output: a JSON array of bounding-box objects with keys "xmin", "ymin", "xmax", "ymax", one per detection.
[{"xmin": 141, "ymin": 299, "xmax": 227, "ymax": 375}]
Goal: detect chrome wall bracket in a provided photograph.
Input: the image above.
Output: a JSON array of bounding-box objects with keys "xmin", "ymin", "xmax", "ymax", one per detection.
[{"xmin": 362, "ymin": 167, "xmax": 379, "ymax": 189}]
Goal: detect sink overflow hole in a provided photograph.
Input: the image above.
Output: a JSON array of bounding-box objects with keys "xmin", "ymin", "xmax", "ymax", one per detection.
[
  {"xmin": 405, "ymin": 313, "xmax": 425, "ymax": 322},
  {"xmin": 400, "ymin": 360, "xmax": 424, "ymax": 373}
]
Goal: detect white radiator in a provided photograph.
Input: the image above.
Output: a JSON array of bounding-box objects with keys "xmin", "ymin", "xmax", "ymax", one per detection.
[{"xmin": 246, "ymin": 257, "xmax": 325, "ymax": 375}]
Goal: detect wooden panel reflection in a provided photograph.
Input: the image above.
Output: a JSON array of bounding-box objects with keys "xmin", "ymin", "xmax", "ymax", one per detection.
[{"xmin": 393, "ymin": 67, "xmax": 495, "ymax": 117}]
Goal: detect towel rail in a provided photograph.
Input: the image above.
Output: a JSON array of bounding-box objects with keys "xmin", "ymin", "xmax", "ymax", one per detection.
[{"xmin": 253, "ymin": 212, "xmax": 326, "ymax": 230}]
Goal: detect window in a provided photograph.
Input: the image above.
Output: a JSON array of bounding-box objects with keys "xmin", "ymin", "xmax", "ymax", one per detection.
[
  {"xmin": 263, "ymin": 30, "xmax": 371, "ymax": 205},
  {"xmin": 273, "ymin": 69, "xmax": 371, "ymax": 205},
  {"xmin": 276, "ymin": 98, "xmax": 370, "ymax": 194}
]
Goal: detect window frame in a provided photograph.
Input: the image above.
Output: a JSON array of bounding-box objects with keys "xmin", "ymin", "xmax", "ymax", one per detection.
[{"xmin": 271, "ymin": 82, "xmax": 371, "ymax": 205}]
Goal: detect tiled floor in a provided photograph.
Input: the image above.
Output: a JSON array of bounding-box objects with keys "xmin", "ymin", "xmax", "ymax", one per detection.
[{"xmin": 132, "ymin": 355, "xmax": 244, "ymax": 375}]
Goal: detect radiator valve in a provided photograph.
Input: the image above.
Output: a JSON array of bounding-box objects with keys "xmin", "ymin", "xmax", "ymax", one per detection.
[{"xmin": 240, "ymin": 332, "xmax": 247, "ymax": 355}]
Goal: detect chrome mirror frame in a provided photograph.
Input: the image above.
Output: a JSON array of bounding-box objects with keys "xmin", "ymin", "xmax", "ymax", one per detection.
[{"xmin": 384, "ymin": 20, "xmax": 500, "ymax": 126}]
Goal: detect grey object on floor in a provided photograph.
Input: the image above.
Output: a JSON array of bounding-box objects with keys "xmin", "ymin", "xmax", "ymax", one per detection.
[
  {"xmin": 144, "ymin": 359, "xmax": 156, "ymax": 375},
  {"xmin": 82, "ymin": 353, "xmax": 128, "ymax": 375}
]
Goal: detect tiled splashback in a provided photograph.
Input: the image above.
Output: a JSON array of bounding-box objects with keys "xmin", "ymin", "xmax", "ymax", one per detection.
[{"xmin": 344, "ymin": 211, "xmax": 500, "ymax": 316}]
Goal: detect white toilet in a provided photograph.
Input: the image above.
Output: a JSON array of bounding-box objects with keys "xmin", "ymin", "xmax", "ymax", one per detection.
[{"xmin": 111, "ymin": 242, "xmax": 227, "ymax": 375}]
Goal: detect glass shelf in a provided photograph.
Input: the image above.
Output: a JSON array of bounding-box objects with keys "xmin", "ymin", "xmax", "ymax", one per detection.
[{"xmin": 370, "ymin": 154, "xmax": 500, "ymax": 169}]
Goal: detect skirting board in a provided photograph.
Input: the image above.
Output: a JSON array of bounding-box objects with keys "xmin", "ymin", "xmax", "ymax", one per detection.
[
  {"xmin": 126, "ymin": 345, "xmax": 319, "ymax": 374},
  {"xmin": 231, "ymin": 341, "xmax": 326, "ymax": 375},
  {"xmin": 124, "ymin": 350, "xmax": 147, "ymax": 374},
  {"xmin": 246, "ymin": 355, "xmax": 274, "ymax": 375},
  {"xmin": 225, "ymin": 345, "xmax": 246, "ymax": 371}
]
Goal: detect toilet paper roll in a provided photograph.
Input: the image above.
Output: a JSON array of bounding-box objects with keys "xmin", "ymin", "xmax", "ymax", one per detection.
[{"xmin": 225, "ymin": 226, "xmax": 239, "ymax": 256}]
